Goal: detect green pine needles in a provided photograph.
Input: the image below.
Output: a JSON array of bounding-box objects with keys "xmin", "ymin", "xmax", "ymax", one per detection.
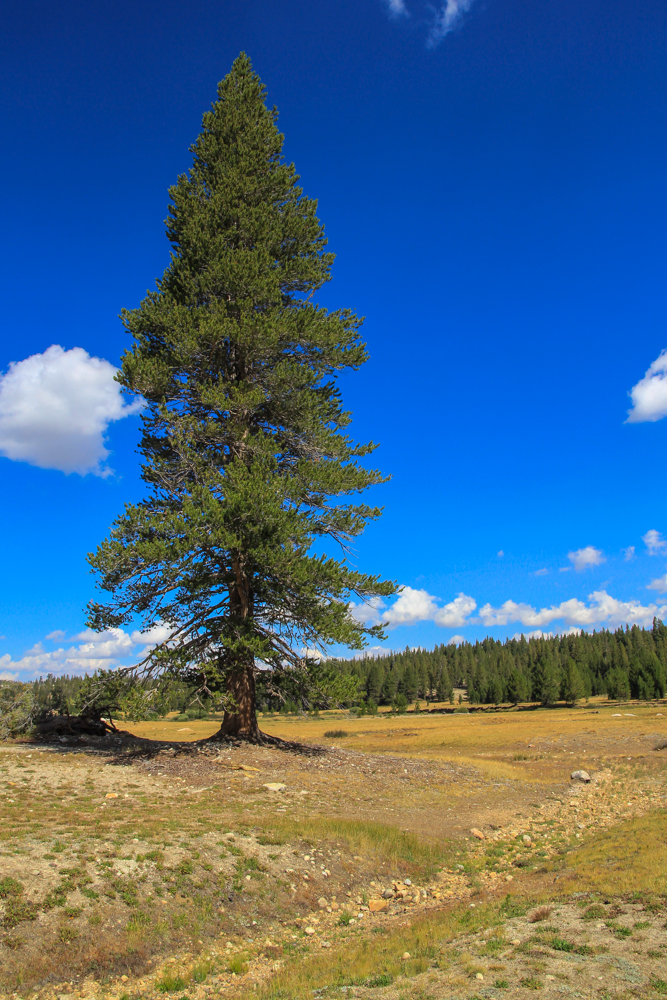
[{"xmin": 87, "ymin": 53, "xmax": 396, "ymax": 740}]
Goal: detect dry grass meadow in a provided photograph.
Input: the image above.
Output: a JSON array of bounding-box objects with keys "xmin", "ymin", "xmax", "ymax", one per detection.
[{"xmin": 2, "ymin": 698, "xmax": 667, "ymax": 1000}]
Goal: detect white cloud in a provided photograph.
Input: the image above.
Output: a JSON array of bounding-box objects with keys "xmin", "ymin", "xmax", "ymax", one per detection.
[
  {"xmin": 512, "ymin": 630, "xmax": 554, "ymax": 640},
  {"xmin": 0, "ymin": 624, "xmax": 172, "ymax": 681},
  {"xmin": 349, "ymin": 586, "xmax": 476, "ymax": 630},
  {"xmin": 0, "ymin": 345, "xmax": 142, "ymax": 476},
  {"xmin": 447, "ymin": 634, "xmax": 466, "ymax": 646},
  {"xmin": 627, "ymin": 349, "xmax": 667, "ymax": 423},
  {"xmin": 383, "ymin": 0, "xmax": 408, "ymax": 15},
  {"xmin": 480, "ymin": 590, "xmax": 666, "ymax": 630},
  {"xmin": 130, "ymin": 624, "xmax": 174, "ymax": 647},
  {"xmin": 497, "ymin": 550, "xmax": 504, "ymax": 558},
  {"xmin": 623, "ymin": 546, "xmax": 636, "ymax": 561},
  {"xmin": 643, "ymin": 529, "xmax": 667, "ymax": 555},
  {"xmin": 433, "ymin": 593, "xmax": 477, "ymax": 628},
  {"xmin": 647, "ymin": 574, "xmax": 667, "ymax": 594},
  {"xmin": 348, "ymin": 596, "xmax": 387, "ymax": 628},
  {"xmin": 428, "ymin": 0, "xmax": 476, "ymax": 47},
  {"xmin": 568, "ymin": 546, "xmax": 605, "ymax": 571},
  {"xmin": 385, "ymin": 587, "xmax": 439, "ymax": 626},
  {"xmin": 534, "ymin": 568, "xmax": 548, "ymax": 577}
]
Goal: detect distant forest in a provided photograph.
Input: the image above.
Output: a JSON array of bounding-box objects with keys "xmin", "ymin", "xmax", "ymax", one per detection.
[
  {"xmin": 316, "ymin": 619, "xmax": 667, "ymax": 711},
  {"xmin": 2, "ymin": 620, "xmax": 665, "ymax": 720}
]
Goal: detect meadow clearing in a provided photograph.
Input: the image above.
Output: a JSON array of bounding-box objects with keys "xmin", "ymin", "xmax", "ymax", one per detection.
[{"xmin": 1, "ymin": 699, "xmax": 667, "ymax": 1000}]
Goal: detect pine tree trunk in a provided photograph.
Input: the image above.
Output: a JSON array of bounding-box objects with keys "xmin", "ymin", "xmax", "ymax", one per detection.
[{"xmin": 210, "ymin": 660, "xmax": 260, "ymax": 740}]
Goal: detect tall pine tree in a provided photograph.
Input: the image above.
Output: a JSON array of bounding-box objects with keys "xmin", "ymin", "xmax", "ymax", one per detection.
[{"xmin": 87, "ymin": 54, "xmax": 396, "ymax": 740}]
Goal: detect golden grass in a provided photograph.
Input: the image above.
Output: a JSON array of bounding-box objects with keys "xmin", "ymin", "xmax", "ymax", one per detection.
[
  {"xmin": 126, "ymin": 700, "xmax": 667, "ymax": 785},
  {"xmin": 248, "ymin": 814, "xmax": 457, "ymax": 877},
  {"xmin": 557, "ymin": 807, "xmax": 667, "ymax": 895},
  {"xmin": 241, "ymin": 900, "xmax": 505, "ymax": 999}
]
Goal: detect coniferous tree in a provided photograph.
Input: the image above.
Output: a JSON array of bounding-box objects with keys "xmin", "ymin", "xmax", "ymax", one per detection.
[{"xmin": 87, "ymin": 54, "xmax": 395, "ymax": 740}]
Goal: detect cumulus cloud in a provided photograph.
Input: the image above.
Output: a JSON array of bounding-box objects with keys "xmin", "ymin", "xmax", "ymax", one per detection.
[
  {"xmin": 433, "ymin": 593, "xmax": 477, "ymax": 628},
  {"xmin": 349, "ymin": 586, "xmax": 477, "ymax": 630},
  {"xmin": 447, "ymin": 634, "xmax": 466, "ymax": 646},
  {"xmin": 428, "ymin": 0, "xmax": 476, "ymax": 47},
  {"xmin": 0, "ymin": 345, "xmax": 143, "ymax": 476},
  {"xmin": 643, "ymin": 529, "xmax": 667, "ymax": 555},
  {"xmin": 568, "ymin": 546, "xmax": 605, "ymax": 571},
  {"xmin": 0, "ymin": 624, "xmax": 171, "ymax": 681},
  {"xmin": 479, "ymin": 591, "xmax": 666, "ymax": 630},
  {"xmin": 627, "ymin": 350, "xmax": 667, "ymax": 423},
  {"xmin": 623, "ymin": 546, "xmax": 636, "ymax": 561},
  {"xmin": 647, "ymin": 574, "xmax": 667, "ymax": 594}
]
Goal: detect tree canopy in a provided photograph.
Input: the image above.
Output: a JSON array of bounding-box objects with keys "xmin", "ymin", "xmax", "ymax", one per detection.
[{"xmin": 86, "ymin": 53, "xmax": 395, "ymax": 739}]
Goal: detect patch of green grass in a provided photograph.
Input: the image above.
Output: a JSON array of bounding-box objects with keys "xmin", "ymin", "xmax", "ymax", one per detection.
[
  {"xmin": 549, "ymin": 938, "xmax": 574, "ymax": 952},
  {"xmin": 581, "ymin": 904, "xmax": 606, "ymax": 920},
  {"xmin": 650, "ymin": 977, "xmax": 667, "ymax": 995},
  {"xmin": 494, "ymin": 980, "xmax": 509, "ymax": 990},
  {"xmin": 57, "ymin": 925, "xmax": 79, "ymax": 943},
  {"xmin": 520, "ymin": 977, "xmax": 543, "ymax": 990},
  {"xmin": 634, "ymin": 920, "xmax": 650, "ymax": 930},
  {"xmin": 156, "ymin": 970, "xmax": 187, "ymax": 992},
  {"xmin": 228, "ymin": 955, "xmax": 249, "ymax": 975},
  {"xmin": 323, "ymin": 730, "xmax": 348, "ymax": 738},
  {"xmin": 0, "ymin": 877, "xmax": 23, "ymax": 898},
  {"xmin": 338, "ymin": 911, "xmax": 352, "ymax": 926}
]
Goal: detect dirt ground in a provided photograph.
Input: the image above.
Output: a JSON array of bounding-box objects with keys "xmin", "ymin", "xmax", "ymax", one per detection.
[{"xmin": 1, "ymin": 700, "xmax": 667, "ymax": 1000}]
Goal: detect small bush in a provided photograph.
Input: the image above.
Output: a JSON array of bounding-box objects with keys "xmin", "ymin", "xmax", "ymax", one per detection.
[
  {"xmin": 338, "ymin": 911, "xmax": 352, "ymax": 926},
  {"xmin": 529, "ymin": 906, "xmax": 553, "ymax": 923},
  {"xmin": 520, "ymin": 977, "xmax": 543, "ymax": 990},
  {"xmin": 324, "ymin": 730, "xmax": 348, "ymax": 738}
]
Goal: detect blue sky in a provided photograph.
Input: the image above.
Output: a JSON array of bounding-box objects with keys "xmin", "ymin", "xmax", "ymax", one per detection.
[{"xmin": 1, "ymin": 0, "xmax": 667, "ymax": 680}]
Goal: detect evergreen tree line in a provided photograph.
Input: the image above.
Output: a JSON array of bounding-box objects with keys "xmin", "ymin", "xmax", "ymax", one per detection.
[
  {"xmin": 2, "ymin": 619, "xmax": 665, "ymax": 729},
  {"xmin": 318, "ymin": 619, "xmax": 667, "ymax": 710}
]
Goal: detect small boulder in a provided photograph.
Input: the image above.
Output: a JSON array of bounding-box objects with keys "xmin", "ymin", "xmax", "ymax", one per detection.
[
  {"xmin": 369, "ymin": 900, "xmax": 387, "ymax": 912},
  {"xmin": 522, "ymin": 835, "xmax": 532, "ymax": 845},
  {"xmin": 317, "ymin": 897, "xmax": 328, "ymax": 909},
  {"xmin": 263, "ymin": 782, "xmax": 286, "ymax": 792},
  {"xmin": 470, "ymin": 828, "xmax": 485, "ymax": 840},
  {"xmin": 571, "ymin": 770, "xmax": 591, "ymax": 783},
  {"xmin": 381, "ymin": 888, "xmax": 394, "ymax": 899}
]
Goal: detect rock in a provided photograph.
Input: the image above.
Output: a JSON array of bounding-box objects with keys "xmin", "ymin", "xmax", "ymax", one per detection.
[
  {"xmin": 402, "ymin": 952, "xmax": 411, "ymax": 960},
  {"xmin": 470, "ymin": 828, "xmax": 485, "ymax": 840},
  {"xmin": 404, "ymin": 878, "xmax": 412, "ymax": 885},
  {"xmin": 522, "ymin": 835, "xmax": 532, "ymax": 845},
  {"xmin": 369, "ymin": 900, "xmax": 387, "ymax": 912},
  {"xmin": 382, "ymin": 889, "xmax": 394, "ymax": 899},
  {"xmin": 511, "ymin": 939, "xmax": 520, "ymax": 945},
  {"xmin": 105, "ymin": 792, "xmax": 118, "ymax": 799},
  {"xmin": 263, "ymin": 782, "xmax": 286, "ymax": 792},
  {"xmin": 304, "ymin": 926, "xmax": 315, "ymax": 935},
  {"xmin": 476, "ymin": 973, "xmax": 484, "ymax": 981},
  {"xmin": 318, "ymin": 897, "xmax": 328, "ymax": 909},
  {"xmin": 571, "ymin": 770, "xmax": 591, "ymax": 783},
  {"xmin": 120, "ymin": 976, "xmax": 128, "ymax": 983},
  {"xmin": 505, "ymin": 875, "xmax": 513, "ymax": 882},
  {"xmin": 331, "ymin": 901, "xmax": 339, "ymax": 910}
]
